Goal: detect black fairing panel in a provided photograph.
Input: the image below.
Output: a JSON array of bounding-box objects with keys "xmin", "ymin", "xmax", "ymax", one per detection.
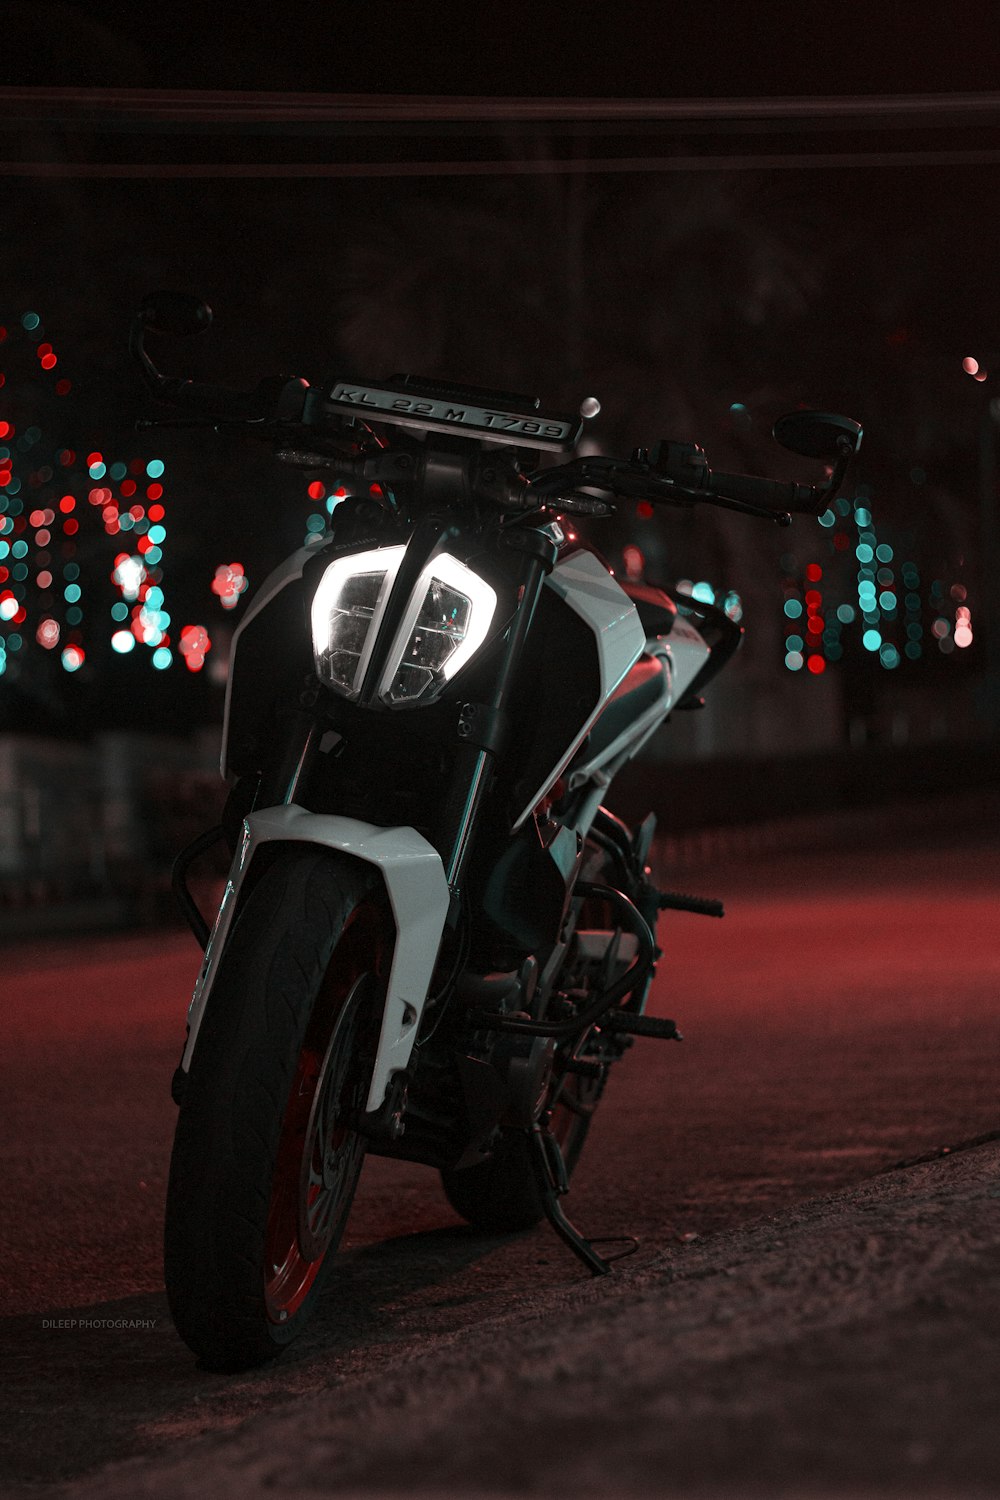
[
  {"xmin": 500, "ymin": 581, "xmax": 602, "ymax": 818},
  {"xmin": 226, "ymin": 576, "xmax": 312, "ymax": 777}
]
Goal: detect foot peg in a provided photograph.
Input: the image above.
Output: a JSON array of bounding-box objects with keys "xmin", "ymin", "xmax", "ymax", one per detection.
[
  {"xmin": 603, "ymin": 1011, "xmax": 683, "ymax": 1041},
  {"xmin": 658, "ymin": 890, "xmax": 724, "ymax": 919}
]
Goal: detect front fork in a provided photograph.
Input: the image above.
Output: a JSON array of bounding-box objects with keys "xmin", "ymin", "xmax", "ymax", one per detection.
[{"xmin": 435, "ymin": 526, "xmax": 558, "ymax": 895}]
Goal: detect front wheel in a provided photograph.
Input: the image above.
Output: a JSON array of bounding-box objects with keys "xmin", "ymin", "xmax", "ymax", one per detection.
[{"xmin": 164, "ymin": 847, "xmax": 391, "ymax": 1369}]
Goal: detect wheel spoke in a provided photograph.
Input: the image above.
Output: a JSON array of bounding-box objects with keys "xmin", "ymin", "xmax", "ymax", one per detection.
[{"xmin": 266, "ymin": 964, "xmax": 382, "ymax": 1319}]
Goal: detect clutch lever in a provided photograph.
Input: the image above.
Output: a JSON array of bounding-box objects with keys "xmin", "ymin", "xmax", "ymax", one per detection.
[{"xmin": 135, "ymin": 417, "xmax": 276, "ymax": 432}]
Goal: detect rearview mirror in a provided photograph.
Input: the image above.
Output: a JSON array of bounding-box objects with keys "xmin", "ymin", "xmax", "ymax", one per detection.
[
  {"xmin": 136, "ymin": 291, "xmax": 212, "ymax": 338},
  {"xmin": 773, "ymin": 411, "xmax": 863, "ymax": 461}
]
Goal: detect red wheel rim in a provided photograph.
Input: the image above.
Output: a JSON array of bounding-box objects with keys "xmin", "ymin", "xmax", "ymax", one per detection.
[{"xmin": 264, "ymin": 903, "xmax": 385, "ymax": 1325}]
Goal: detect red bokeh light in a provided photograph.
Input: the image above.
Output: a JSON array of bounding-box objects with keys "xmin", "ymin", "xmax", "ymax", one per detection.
[
  {"xmin": 636, "ymin": 501, "xmax": 654, "ymax": 520},
  {"xmin": 147, "ymin": 503, "xmax": 164, "ymax": 521},
  {"xmin": 805, "ymin": 563, "xmax": 823, "ymax": 582},
  {"xmin": 121, "ymin": 479, "xmax": 137, "ymax": 498},
  {"xmin": 55, "ymin": 379, "xmax": 72, "ymax": 396},
  {"xmin": 807, "ymin": 655, "xmax": 826, "ymax": 674},
  {"xmin": 307, "ymin": 481, "xmax": 325, "ymax": 500},
  {"xmin": 146, "ymin": 483, "xmax": 163, "ymax": 501},
  {"xmin": 179, "ymin": 623, "xmax": 212, "ymax": 673},
  {"xmin": 63, "ymin": 518, "xmax": 79, "ymax": 535},
  {"xmin": 59, "ymin": 495, "xmax": 75, "ymax": 513}
]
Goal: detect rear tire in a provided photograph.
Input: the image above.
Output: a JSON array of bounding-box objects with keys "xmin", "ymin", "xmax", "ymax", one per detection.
[
  {"xmin": 440, "ymin": 1070, "xmax": 604, "ymax": 1232},
  {"xmin": 164, "ymin": 847, "xmax": 390, "ymax": 1370}
]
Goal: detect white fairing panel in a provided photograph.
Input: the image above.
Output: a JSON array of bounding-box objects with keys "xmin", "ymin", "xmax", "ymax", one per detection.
[
  {"xmin": 664, "ymin": 612, "xmax": 712, "ymax": 703},
  {"xmin": 180, "ymin": 805, "xmax": 451, "ymax": 1113},
  {"xmin": 548, "ymin": 550, "xmax": 647, "ymax": 694},
  {"xmin": 512, "ymin": 550, "xmax": 646, "ymax": 828}
]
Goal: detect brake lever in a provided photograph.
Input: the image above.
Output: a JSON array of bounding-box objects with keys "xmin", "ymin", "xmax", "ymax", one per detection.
[
  {"xmin": 703, "ymin": 492, "xmax": 793, "ymax": 527},
  {"xmin": 641, "ymin": 474, "xmax": 793, "ymax": 525}
]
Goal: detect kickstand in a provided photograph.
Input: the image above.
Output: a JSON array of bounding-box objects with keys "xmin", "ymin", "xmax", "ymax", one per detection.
[{"xmin": 529, "ymin": 1123, "xmax": 611, "ymax": 1276}]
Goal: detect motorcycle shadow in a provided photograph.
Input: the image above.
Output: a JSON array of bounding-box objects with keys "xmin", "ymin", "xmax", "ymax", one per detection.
[
  {"xmin": 315, "ymin": 1219, "xmax": 531, "ymax": 1334},
  {"xmin": 0, "ymin": 1224, "xmax": 523, "ymax": 1489}
]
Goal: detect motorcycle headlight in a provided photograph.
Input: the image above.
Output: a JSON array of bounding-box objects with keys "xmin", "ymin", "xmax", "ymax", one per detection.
[
  {"xmin": 379, "ymin": 554, "xmax": 497, "ymax": 706},
  {"xmin": 310, "ymin": 545, "xmax": 405, "ymax": 698}
]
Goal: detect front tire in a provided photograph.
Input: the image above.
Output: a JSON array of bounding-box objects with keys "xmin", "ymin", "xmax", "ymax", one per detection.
[{"xmin": 164, "ymin": 847, "xmax": 390, "ymax": 1370}]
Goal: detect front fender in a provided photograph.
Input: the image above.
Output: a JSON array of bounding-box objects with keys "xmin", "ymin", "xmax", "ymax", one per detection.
[{"xmin": 180, "ymin": 804, "xmax": 451, "ymax": 1113}]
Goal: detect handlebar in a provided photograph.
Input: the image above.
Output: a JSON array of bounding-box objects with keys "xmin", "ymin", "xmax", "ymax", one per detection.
[{"xmin": 130, "ymin": 293, "xmax": 862, "ymax": 525}]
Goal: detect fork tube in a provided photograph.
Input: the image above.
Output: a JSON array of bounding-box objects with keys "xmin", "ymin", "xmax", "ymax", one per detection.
[
  {"xmin": 443, "ymin": 747, "xmax": 493, "ymax": 887},
  {"xmin": 439, "ymin": 533, "xmax": 555, "ymax": 891},
  {"xmin": 255, "ymin": 707, "xmax": 319, "ymax": 810}
]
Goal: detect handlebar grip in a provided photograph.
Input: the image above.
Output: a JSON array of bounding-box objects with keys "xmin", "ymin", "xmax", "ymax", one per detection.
[
  {"xmin": 709, "ymin": 469, "xmax": 822, "ymax": 514},
  {"xmin": 154, "ymin": 374, "xmax": 309, "ymax": 426}
]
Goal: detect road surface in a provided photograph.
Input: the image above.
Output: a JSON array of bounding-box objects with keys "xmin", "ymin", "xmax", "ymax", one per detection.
[{"xmin": 2, "ymin": 814, "xmax": 999, "ymax": 1495}]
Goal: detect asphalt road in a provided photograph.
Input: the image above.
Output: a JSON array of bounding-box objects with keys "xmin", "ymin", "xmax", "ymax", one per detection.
[{"xmin": 2, "ymin": 817, "xmax": 999, "ymax": 1492}]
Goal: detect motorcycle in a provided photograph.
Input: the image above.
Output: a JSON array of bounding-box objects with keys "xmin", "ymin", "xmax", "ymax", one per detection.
[{"xmin": 131, "ymin": 292, "xmax": 862, "ymax": 1369}]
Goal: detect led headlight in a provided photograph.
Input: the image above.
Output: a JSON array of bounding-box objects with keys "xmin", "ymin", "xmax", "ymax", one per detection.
[
  {"xmin": 379, "ymin": 554, "xmax": 498, "ymax": 706},
  {"xmin": 310, "ymin": 545, "xmax": 405, "ymax": 697}
]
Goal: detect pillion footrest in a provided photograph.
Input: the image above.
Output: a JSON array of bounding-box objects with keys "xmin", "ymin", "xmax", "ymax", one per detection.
[{"xmin": 603, "ymin": 1012, "xmax": 683, "ymax": 1041}]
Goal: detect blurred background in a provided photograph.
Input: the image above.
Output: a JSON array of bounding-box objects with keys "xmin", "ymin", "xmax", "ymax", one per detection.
[{"xmin": 2, "ymin": 3, "xmax": 999, "ymax": 934}]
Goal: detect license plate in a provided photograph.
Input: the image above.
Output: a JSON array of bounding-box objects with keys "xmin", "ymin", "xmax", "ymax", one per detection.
[{"xmin": 327, "ymin": 382, "xmax": 579, "ymax": 451}]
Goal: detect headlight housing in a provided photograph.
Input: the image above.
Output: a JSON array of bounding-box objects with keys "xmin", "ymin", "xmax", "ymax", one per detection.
[
  {"xmin": 310, "ymin": 546, "xmax": 497, "ymax": 707},
  {"xmin": 378, "ymin": 554, "xmax": 498, "ymax": 706},
  {"xmin": 309, "ymin": 545, "xmax": 405, "ymax": 699}
]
